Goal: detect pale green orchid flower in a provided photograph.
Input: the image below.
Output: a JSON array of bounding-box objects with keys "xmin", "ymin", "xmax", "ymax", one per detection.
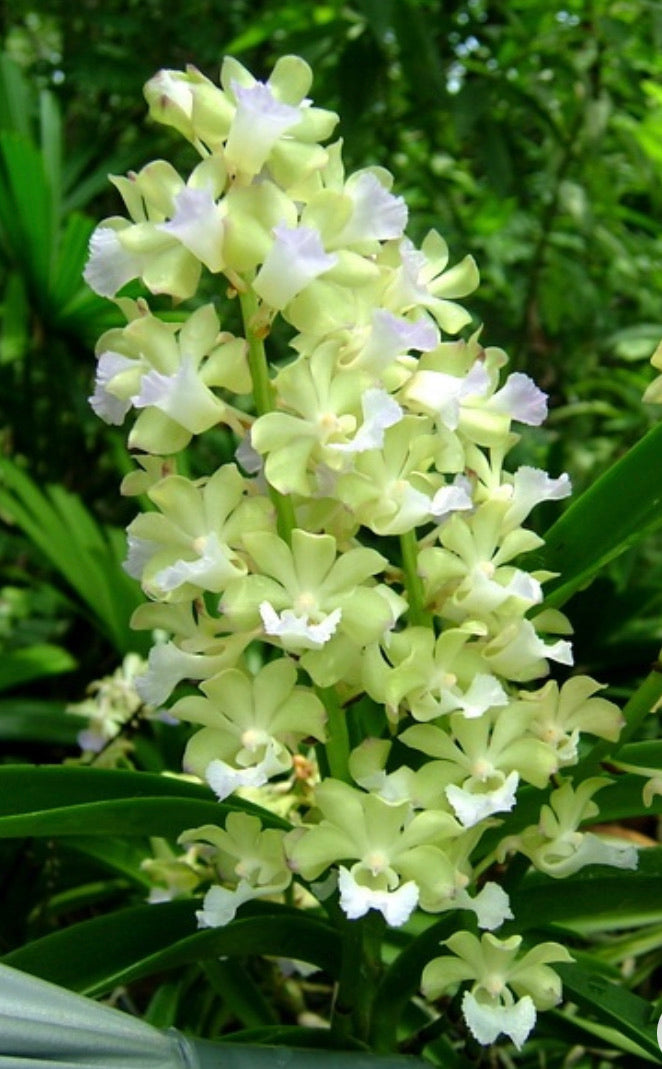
[
  {"xmin": 422, "ymin": 931, "xmax": 573, "ymax": 1049},
  {"xmin": 287, "ymin": 778, "xmax": 460, "ymax": 926},
  {"xmin": 180, "ymin": 812, "xmax": 292, "ymax": 927},
  {"xmin": 498, "ymin": 778, "xmax": 638, "ymax": 877},
  {"xmin": 172, "ymin": 657, "xmax": 326, "ymax": 799}
]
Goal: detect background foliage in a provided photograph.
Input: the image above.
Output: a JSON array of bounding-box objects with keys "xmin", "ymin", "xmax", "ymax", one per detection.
[
  {"xmin": 1, "ymin": 1, "xmax": 662, "ymax": 1065},
  {"xmin": 1, "ymin": 0, "xmax": 660, "ymax": 714}
]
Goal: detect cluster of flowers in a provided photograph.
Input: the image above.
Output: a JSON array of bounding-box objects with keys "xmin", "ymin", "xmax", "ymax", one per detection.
[
  {"xmin": 66, "ymin": 652, "xmax": 154, "ymax": 757},
  {"xmin": 85, "ymin": 55, "xmax": 637, "ymax": 1050}
]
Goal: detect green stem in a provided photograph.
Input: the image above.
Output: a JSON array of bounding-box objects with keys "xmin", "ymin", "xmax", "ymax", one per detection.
[
  {"xmin": 369, "ymin": 914, "xmax": 456, "ymax": 1053},
  {"xmin": 238, "ymin": 286, "xmax": 296, "ymax": 543},
  {"xmin": 332, "ymin": 912, "xmax": 385, "ymax": 1046},
  {"xmin": 318, "ymin": 684, "xmax": 351, "ymax": 783},
  {"xmin": 399, "ymin": 529, "xmax": 431, "ymax": 627}
]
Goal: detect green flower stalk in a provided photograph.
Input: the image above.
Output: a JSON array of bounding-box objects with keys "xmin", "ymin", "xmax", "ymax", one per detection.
[{"xmin": 85, "ymin": 51, "xmax": 636, "ymax": 1053}]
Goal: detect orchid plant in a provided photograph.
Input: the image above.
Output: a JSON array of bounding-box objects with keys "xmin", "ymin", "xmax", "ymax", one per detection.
[{"xmin": 81, "ymin": 54, "xmax": 656, "ymax": 1059}]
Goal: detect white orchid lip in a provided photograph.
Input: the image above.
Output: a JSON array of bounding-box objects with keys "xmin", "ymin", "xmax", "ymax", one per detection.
[
  {"xmin": 225, "ymin": 80, "xmax": 301, "ymax": 177},
  {"xmin": 196, "ymin": 879, "xmax": 261, "ymax": 928},
  {"xmin": 406, "ymin": 360, "xmax": 490, "ymax": 429},
  {"xmin": 430, "ymin": 480, "xmax": 474, "ymax": 523},
  {"xmin": 157, "ymin": 186, "xmax": 225, "ymax": 271},
  {"xmin": 131, "ymin": 355, "xmax": 224, "ymax": 433},
  {"xmin": 488, "ymin": 372, "xmax": 548, "ymax": 425},
  {"xmin": 151, "ymin": 532, "xmax": 244, "ymax": 594},
  {"xmin": 84, "ymin": 225, "xmax": 141, "ymax": 297},
  {"xmin": 328, "ymin": 388, "xmax": 403, "ymax": 454},
  {"xmin": 445, "ymin": 770, "xmax": 519, "ymax": 828},
  {"xmin": 338, "ymin": 865, "xmax": 419, "ymax": 927},
  {"xmin": 462, "ymin": 991, "xmax": 537, "ymax": 1050},
  {"xmin": 89, "ymin": 350, "xmax": 136, "ymax": 424},
  {"xmin": 351, "ymin": 309, "xmax": 438, "ymax": 372},
  {"xmin": 504, "ymin": 466, "xmax": 572, "ymax": 528},
  {"xmin": 333, "ymin": 172, "xmax": 408, "ymax": 246},
  {"xmin": 457, "ymin": 881, "xmax": 513, "ymax": 931},
  {"xmin": 451, "ymin": 674, "xmax": 509, "ymax": 719},
  {"xmin": 204, "ymin": 744, "xmax": 285, "ymax": 801},
  {"xmin": 253, "ymin": 224, "xmax": 337, "ymax": 309},
  {"xmin": 259, "ymin": 600, "xmax": 342, "ymax": 649}
]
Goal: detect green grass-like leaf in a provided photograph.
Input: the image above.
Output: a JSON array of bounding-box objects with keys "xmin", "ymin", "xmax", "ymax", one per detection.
[
  {"xmin": 539, "ymin": 421, "xmax": 662, "ymax": 608},
  {"xmin": 0, "ymin": 765, "xmax": 289, "ymax": 836},
  {"xmin": 555, "ymin": 962, "xmax": 660, "ymax": 1060},
  {"xmin": 509, "ymin": 847, "xmax": 662, "ymax": 932},
  {"xmin": 2, "ymin": 900, "xmax": 340, "ymax": 996}
]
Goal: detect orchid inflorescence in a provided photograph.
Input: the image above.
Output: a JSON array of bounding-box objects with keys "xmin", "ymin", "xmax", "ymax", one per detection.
[{"xmin": 84, "ymin": 54, "xmax": 637, "ymax": 1050}]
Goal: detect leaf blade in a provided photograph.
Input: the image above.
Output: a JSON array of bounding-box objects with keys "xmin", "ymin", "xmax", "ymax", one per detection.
[
  {"xmin": 539, "ymin": 421, "xmax": 662, "ymax": 608},
  {"xmin": 2, "ymin": 901, "xmax": 340, "ymax": 996},
  {"xmin": 0, "ymin": 765, "xmax": 290, "ymax": 834}
]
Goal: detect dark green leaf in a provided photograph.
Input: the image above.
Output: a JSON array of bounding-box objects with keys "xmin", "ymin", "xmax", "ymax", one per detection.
[
  {"xmin": 539, "ymin": 422, "xmax": 662, "ymax": 608},
  {"xmin": 0, "ymin": 55, "xmax": 32, "ymax": 138},
  {"xmin": 370, "ymin": 916, "xmax": 458, "ymax": 1051},
  {"xmin": 0, "ymin": 765, "xmax": 289, "ymax": 835},
  {"xmin": 50, "ymin": 212, "xmax": 95, "ymax": 309},
  {"xmin": 65, "ymin": 835, "xmax": 154, "ymax": 887},
  {"xmin": 555, "ymin": 962, "xmax": 660, "ymax": 1060},
  {"xmin": 0, "ymin": 270, "xmax": 29, "ymax": 364},
  {"xmin": 0, "ymin": 699, "xmax": 84, "ymax": 744},
  {"xmin": 3, "ymin": 900, "xmax": 340, "ymax": 996},
  {"xmin": 617, "ymin": 739, "xmax": 662, "ymax": 769},
  {"xmin": 0, "ymin": 132, "xmax": 53, "ymax": 296},
  {"xmin": 203, "ymin": 958, "xmax": 279, "ymax": 1028},
  {"xmin": 510, "ymin": 848, "xmax": 662, "ymax": 931}
]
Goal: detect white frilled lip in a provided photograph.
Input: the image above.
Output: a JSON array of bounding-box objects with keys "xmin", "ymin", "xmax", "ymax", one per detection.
[{"xmin": 337, "ymin": 865, "xmax": 419, "ymax": 927}]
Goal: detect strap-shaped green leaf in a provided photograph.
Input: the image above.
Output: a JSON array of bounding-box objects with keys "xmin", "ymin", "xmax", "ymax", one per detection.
[
  {"xmin": 617, "ymin": 739, "xmax": 662, "ymax": 769},
  {"xmin": 0, "ymin": 132, "xmax": 53, "ymax": 297},
  {"xmin": 0, "ymin": 54, "xmax": 32, "ymax": 138},
  {"xmin": 0, "ymin": 766, "xmax": 290, "ymax": 835},
  {"xmin": 195, "ymin": 1033, "xmax": 435, "ymax": 1065},
  {"xmin": 2, "ymin": 900, "xmax": 340, "ymax": 996},
  {"xmin": 539, "ymin": 420, "xmax": 662, "ymax": 608},
  {"xmin": 0, "ymin": 797, "xmax": 260, "ymax": 839},
  {"xmin": 509, "ymin": 848, "xmax": 662, "ymax": 931},
  {"xmin": 50, "ymin": 212, "xmax": 95, "ymax": 309},
  {"xmin": 555, "ymin": 962, "xmax": 660, "ymax": 1060}
]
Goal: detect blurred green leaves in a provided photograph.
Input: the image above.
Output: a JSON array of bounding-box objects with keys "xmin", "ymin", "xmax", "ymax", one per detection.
[
  {"xmin": 0, "ymin": 52, "xmax": 127, "ymax": 486},
  {"xmin": 0, "ymin": 456, "xmax": 145, "ymax": 656}
]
